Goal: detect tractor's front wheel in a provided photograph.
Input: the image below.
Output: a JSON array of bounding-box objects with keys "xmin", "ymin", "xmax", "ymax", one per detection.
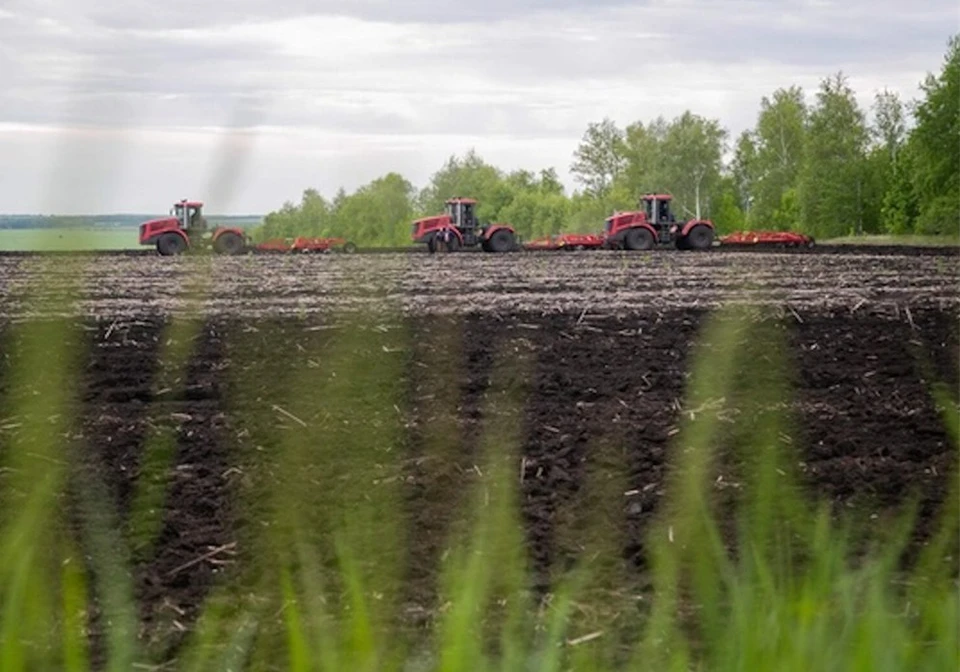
[
  {"xmin": 157, "ymin": 233, "xmax": 187, "ymax": 256},
  {"xmin": 428, "ymin": 233, "xmax": 460, "ymax": 253},
  {"xmin": 342, "ymin": 241, "xmax": 358, "ymax": 254},
  {"xmin": 624, "ymin": 227, "xmax": 655, "ymax": 251},
  {"xmin": 486, "ymin": 229, "xmax": 515, "ymax": 253},
  {"xmin": 684, "ymin": 224, "xmax": 714, "ymax": 251},
  {"xmin": 214, "ymin": 232, "xmax": 245, "ymax": 255}
]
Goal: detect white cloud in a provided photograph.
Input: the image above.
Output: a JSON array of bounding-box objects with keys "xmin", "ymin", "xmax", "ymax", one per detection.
[{"xmin": 0, "ymin": 0, "xmax": 955, "ymax": 213}]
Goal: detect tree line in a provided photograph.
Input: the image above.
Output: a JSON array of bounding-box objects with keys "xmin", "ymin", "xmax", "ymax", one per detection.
[{"xmin": 255, "ymin": 36, "xmax": 958, "ymax": 245}]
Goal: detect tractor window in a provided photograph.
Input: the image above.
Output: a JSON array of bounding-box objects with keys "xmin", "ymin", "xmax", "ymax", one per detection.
[
  {"xmin": 659, "ymin": 201, "xmax": 670, "ymax": 222},
  {"xmin": 461, "ymin": 203, "xmax": 474, "ymax": 227}
]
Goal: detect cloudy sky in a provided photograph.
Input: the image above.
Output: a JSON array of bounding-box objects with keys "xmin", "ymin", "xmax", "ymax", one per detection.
[{"xmin": 0, "ymin": 0, "xmax": 955, "ymax": 214}]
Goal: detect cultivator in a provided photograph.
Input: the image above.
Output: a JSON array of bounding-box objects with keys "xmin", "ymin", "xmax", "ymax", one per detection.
[
  {"xmin": 254, "ymin": 237, "xmax": 358, "ymax": 254},
  {"xmin": 523, "ymin": 234, "xmax": 606, "ymax": 251},
  {"xmin": 717, "ymin": 231, "xmax": 816, "ymax": 248}
]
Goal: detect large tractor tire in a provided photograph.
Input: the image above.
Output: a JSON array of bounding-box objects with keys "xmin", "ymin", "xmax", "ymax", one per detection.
[
  {"xmin": 428, "ymin": 233, "xmax": 460, "ymax": 253},
  {"xmin": 486, "ymin": 229, "xmax": 515, "ymax": 253},
  {"xmin": 624, "ymin": 227, "xmax": 655, "ymax": 251},
  {"xmin": 342, "ymin": 241, "xmax": 358, "ymax": 254},
  {"xmin": 214, "ymin": 231, "xmax": 245, "ymax": 255},
  {"xmin": 684, "ymin": 224, "xmax": 714, "ymax": 251},
  {"xmin": 157, "ymin": 233, "xmax": 187, "ymax": 256}
]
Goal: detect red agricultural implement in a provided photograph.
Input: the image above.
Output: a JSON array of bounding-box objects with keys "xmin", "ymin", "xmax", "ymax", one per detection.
[
  {"xmin": 255, "ymin": 237, "xmax": 358, "ymax": 254},
  {"xmin": 140, "ymin": 200, "xmax": 247, "ymax": 256},
  {"xmin": 523, "ymin": 233, "xmax": 606, "ymax": 251},
  {"xmin": 411, "ymin": 198, "xmax": 518, "ymax": 253},
  {"xmin": 719, "ymin": 230, "xmax": 816, "ymax": 248}
]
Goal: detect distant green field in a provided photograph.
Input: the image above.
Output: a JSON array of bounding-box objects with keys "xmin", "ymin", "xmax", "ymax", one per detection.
[
  {"xmin": 0, "ymin": 228, "xmax": 141, "ymax": 251},
  {"xmin": 821, "ymin": 234, "xmax": 960, "ymax": 247}
]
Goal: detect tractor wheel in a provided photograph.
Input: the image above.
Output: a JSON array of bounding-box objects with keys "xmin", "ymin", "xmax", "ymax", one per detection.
[
  {"xmin": 429, "ymin": 233, "xmax": 459, "ymax": 253},
  {"xmin": 214, "ymin": 232, "xmax": 245, "ymax": 255},
  {"xmin": 437, "ymin": 235, "xmax": 460, "ymax": 252},
  {"xmin": 684, "ymin": 224, "xmax": 714, "ymax": 251},
  {"xmin": 342, "ymin": 241, "xmax": 358, "ymax": 254},
  {"xmin": 157, "ymin": 233, "xmax": 187, "ymax": 256},
  {"xmin": 624, "ymin": 227, "xmax": 654, "ymax": 251},
  {"xmin": 486, "ymin": 229, "xmax": 515, "ymax": 253}
]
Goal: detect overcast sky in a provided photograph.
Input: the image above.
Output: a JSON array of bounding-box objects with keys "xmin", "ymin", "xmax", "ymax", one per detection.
[{"xmin": 0, "ymin": 0, "xmax": 956, "ymax": 214}]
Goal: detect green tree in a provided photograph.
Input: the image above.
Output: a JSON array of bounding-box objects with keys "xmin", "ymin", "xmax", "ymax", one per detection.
[
  {"xmin": 880, "ymin": 146, "xmax": 919, "ymax": 234},
  {"xmin": 331, "ymin": 172, "xmax": 416, "ymax": 246},
  {"xmin": 710, "ymin": 176, "xmax": 746, "ymax": 233},
  {"xmin": 417, "ymin": 150, "xmax": 506, "ymax": 221},
  {"xmin": 537, "ymin": 168, "xmax": 565, "ymax": 196},
  {"xmin": 745, "ymin": 87, "xmax": 807, "ymax": 230},
  {"xmin": 731, "ymin": 131, "xmax": 758, "ymax": 221},
  {"xmin": 798, "ymin": 73, "xmax": 870, "ymax": 238},
  {"xmin": 909, "ymin": 34, "xmax": 959, "ymax": 234},
  {"xmin": 659, "ymin": 112, "xmax": 727, "ymax": 220},
  {"xmin": 570, "ymin": 118, "xmax": 626, "ymax": 197},
  {"xmin": 873, "ymin": 90, "xmax": 907, "ymax": 163},
  {"xmin": 620, "ymin": 117, "xmax": 669, "ymax": 196}
]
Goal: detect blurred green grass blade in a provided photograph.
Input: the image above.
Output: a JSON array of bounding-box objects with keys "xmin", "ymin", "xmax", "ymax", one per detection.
[
  {"xmin": 1, "ymin": 550, "xmax": 31, "ymax": 671},
  {"xmin": 218, "ymin": 611, "xmax": 260, "ymax": 672},
  {"xmin": 74, "ymin": 472, "xmax": 140, "ymax": 671},
  {"xmin": 179, "ymin": 598, "xmax": 227, "ymax": 672},
  {"xmin": 281, "ymin": 566, "xmax": 312, "ymax": 672},
  {"xmin": 0, "ymin": 265, "xmax": 82, "ymax": 671},
  {"xmin": 61, "ymin": 548, "xmax": 90, "ymax": 672},
  {"xmin": 334, "ymin": 536, "xmax": 376, "ymax": 670},
  {"xmin": 436, "ymin": 332, "xmax": 532, "ymax": 672},
  {"xmin": 293, "ymin": 541, "xmax": 339, "ymax": 672}
]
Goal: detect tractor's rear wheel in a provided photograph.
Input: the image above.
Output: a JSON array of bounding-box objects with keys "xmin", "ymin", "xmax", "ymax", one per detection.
[
  {"xmin": 684, "ymin": 224, "xmax": 714, "ymax": 251},
  {"xmin": 157, "ymin": 233, "xmax": 187, "ymax": 256},
  {"xmin": 214, "ymin": 232, "xmax": 245, "ymax": 255},
  {"xmin": 624, "ymin": 227, "xmax": 655, "ymax": 251},
  {"xmin": 486, "ymin": 229, "xmax": 515, "ymax": 253}
]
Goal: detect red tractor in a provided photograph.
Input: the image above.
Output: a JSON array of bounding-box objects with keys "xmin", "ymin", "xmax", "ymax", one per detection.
[
  {"xmin": 604, "ymin": 194, "xmax": 715, "ymax": 250},
  {"xmin": 139, "ymin": 200, "xmax": 247, "ymax": 256},
  {"xmin": 411, "ymin": 197, "xmax": 517, "ymax": 253}
]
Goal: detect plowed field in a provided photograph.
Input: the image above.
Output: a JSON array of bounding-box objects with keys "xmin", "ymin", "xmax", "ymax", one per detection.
[{"xmin": 0, "ymin": 247, "xmax": 957, "ymax": 661}]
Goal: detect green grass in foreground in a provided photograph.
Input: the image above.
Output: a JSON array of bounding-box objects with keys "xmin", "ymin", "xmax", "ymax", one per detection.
[
  {"xmin": 0, "ymin": 228, "xmax": 141, "ymax": 251},
  {"xmin": 0, "ymin": 262, "xmax": 957, "ymax": 671}
]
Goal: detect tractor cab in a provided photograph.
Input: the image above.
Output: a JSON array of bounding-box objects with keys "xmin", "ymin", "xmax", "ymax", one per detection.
[
  {"xmin": 172, "ymin": 200, "xmax": 207, "ymax": 232},
  {"xmin": 445, "ymin": 198, "xmax": 478, "ymax": 232},
  {"xmin": 642, "ymin": 194, "xmax": 676, "ymax": 230}
]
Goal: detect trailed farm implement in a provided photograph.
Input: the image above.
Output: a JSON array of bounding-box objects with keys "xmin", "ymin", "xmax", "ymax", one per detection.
[
  {"xmin": 140, "ymin": 200, "xmax": 357, "ymax": 255},
  {"xmin": 717, "ymin": 230, "xmax": 816, "ymax": 248},
  {"xmin": 254, "ymin": 237, "xmax": 358, "ymax": 254}
]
